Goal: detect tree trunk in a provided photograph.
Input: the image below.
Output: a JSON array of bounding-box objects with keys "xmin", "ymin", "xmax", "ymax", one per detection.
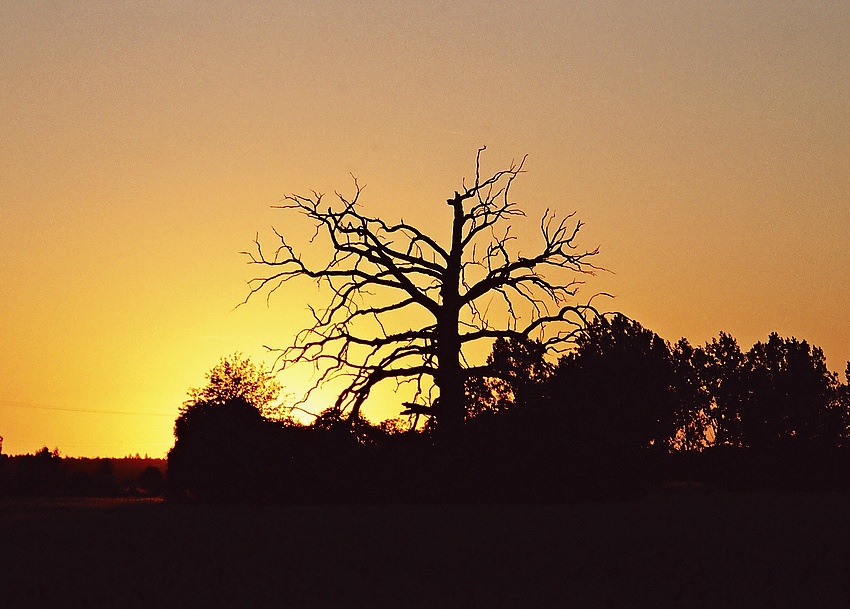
[
  {"xmin": 434, "ymin": 329, "xmax": 466, "ymax": 440},
  {"xmin": 434, "ymin": 192, "xmax": 469, "ymax": 440}
]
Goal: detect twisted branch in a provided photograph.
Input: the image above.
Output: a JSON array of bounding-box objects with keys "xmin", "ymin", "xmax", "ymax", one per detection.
[{"xmin": 241, "ymin": 148, "xmax": 605, "ymax": 424}]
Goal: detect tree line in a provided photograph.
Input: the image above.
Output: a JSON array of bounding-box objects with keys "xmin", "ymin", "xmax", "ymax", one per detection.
[
  {"xmin": 169, "ymin": 150, "xmax": 850, "ymax": 502},
  {"xmin": 536, "ymin": 314, "xmax": 849, "ymax": 453},
  {"xmin": 167, "ymin": 327, "xmax": 850, "ymax": 503},
  {"xmin": 0, "ymin": 450, "xmax": 166, "ymax": 497}
]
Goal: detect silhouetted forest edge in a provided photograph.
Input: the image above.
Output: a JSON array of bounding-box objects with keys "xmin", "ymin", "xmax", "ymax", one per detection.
[
  {"xmin": 0, "ymin": 451, "xmax": 165, "ymax": 498},
  {"xmin": 5, "ymin": 316, "xmax": 849, "ymax": 503},
  {"xmin": 164, "ymin": 316, "xmax": 850, "ymax": 504}
]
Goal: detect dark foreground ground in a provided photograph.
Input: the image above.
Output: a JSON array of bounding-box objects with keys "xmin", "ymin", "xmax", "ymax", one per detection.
[{"xmin": 1, "ymin": 492, "xmax": 849, "ymax": 608}]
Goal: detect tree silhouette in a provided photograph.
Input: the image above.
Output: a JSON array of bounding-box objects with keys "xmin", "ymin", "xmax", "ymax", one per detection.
[
  {"xmin": 169, "ymin": 396, "xmax": 272, "ymax": 500},
  {"xmin": 12, "ymin": 447, "xmax": 65, "ymax": 496},
  {"xmin": 742, "ymin": 334, "xmax": 843, "ymax": 448},
  {"xmin": 465, "ymin": 337, "xmax": 553, "ymax": 418},
  {"xmin": 169, "ymin": 355, "xmax": 289, "ymax": 500},
  {"xmin": 550, "ymin": 314, "xmax": 678, "ymax": 453},
  {"xmin": 184, "ymin": 353, "xmax": 284, "ymax": 420},
  {"xmin": 699, "ymin": 332, "xmax": 748, "ymax": 447},
  {"xmin": 243, "ymin": 148, "xmax": 602, "ymax": 437},
  {"xmin": 669, "ymin": 338, "xmax": 714, "ymax": 450}
]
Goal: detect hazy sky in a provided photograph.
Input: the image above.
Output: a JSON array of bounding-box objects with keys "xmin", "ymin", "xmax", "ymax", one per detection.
[{"xmin": 2, "ymin": 1, "xmax": 848, "ymax": 456}]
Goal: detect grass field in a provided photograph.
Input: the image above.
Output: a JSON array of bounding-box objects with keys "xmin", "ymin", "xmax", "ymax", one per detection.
[{"xmin": 1, "ymin": 492, "xmax": 849, "ymax": 607}]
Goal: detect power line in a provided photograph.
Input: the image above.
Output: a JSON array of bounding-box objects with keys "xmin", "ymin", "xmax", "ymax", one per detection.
[{"xmin": 0, "ymin": 400, "xmax": 176, "ymax": 418}]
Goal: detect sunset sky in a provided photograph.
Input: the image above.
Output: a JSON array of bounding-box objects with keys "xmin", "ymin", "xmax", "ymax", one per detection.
[{"xmin": 2, "ymin": 1, "xmax": 848, "ymax": 457}]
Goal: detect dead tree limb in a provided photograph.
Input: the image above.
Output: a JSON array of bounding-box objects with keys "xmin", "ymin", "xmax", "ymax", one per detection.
[{"xmin": 242, "ymin": 147, "xmax": 606, "ymax": 435}]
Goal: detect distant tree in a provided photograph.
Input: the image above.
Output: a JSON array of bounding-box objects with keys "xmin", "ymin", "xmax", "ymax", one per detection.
[
  {"xmin": 465, "ymin": 337, "xmax": 553, "ymax": 418},
  {"xmin": 174, "ymin": 396, "xmax": 263, "ymax": 447},
  {"xmin": 309, "ymin": 406, "xmax": 383, "ymax": 445},
  {"xmin": 169, "ymin": 355, "xmax": 287, "ymax": 499},
  {"xmin": 13, "ymin": 447, "xmax": 65, "ymax": 496},
  {"xmin": 669, "ymin": 339, "xmax": 714, "ymax": 450},
  {"xmin": 184, "ymin": 353, "xmax": 284, "ymax": 420},
  {"xmin": 550, "ymin": 314, "xmax": 678, "ymax": 452},
  {"xmin": 377, "ymin": 417, "xmax": 413, "ymax": 436},
  {"xmin": 742, "ymin": 334, "xmax": 843, "ymax": 448},
  {"xmin": 242, "ymin": 148, "xmax": 602, "ymax": 438},
  {"xmin": 169, "ymin": 396, "xmax": 272, "ymax": 500},
  {"xmin": 699, "ymin": 332, "xmax": 748, "ymax": 447}
]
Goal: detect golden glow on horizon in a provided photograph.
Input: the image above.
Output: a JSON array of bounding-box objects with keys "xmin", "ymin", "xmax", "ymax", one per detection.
[{"xmin": 1, "ymin": 1, "xmax": 848, "ymax": 456}]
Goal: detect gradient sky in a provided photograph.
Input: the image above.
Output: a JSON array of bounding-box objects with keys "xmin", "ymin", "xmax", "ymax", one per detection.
[{"xmin": 2, "ymin": 1, "xmax": 848, "ymax": 457}]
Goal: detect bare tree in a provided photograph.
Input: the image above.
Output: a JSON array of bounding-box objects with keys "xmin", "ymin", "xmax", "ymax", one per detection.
[{"xmin": 242, "ymin": 148, "xmax": 604, "ymax": 437}]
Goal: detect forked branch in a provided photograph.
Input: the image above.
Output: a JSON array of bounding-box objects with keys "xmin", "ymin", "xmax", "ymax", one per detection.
[{"xmin": 242, "ymin": 148, "xmax": 605, "ymax": 427}]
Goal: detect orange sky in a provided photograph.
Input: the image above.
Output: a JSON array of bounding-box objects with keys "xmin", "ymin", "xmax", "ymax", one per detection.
[{"xmin": 2, "ymin": 1, "xmax": 848, "ymax": 457}]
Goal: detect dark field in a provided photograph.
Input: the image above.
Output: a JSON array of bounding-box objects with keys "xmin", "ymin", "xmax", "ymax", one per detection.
[{"xmin": 2, "ymin": 492, "xmax": 849, "ymax": 608}]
